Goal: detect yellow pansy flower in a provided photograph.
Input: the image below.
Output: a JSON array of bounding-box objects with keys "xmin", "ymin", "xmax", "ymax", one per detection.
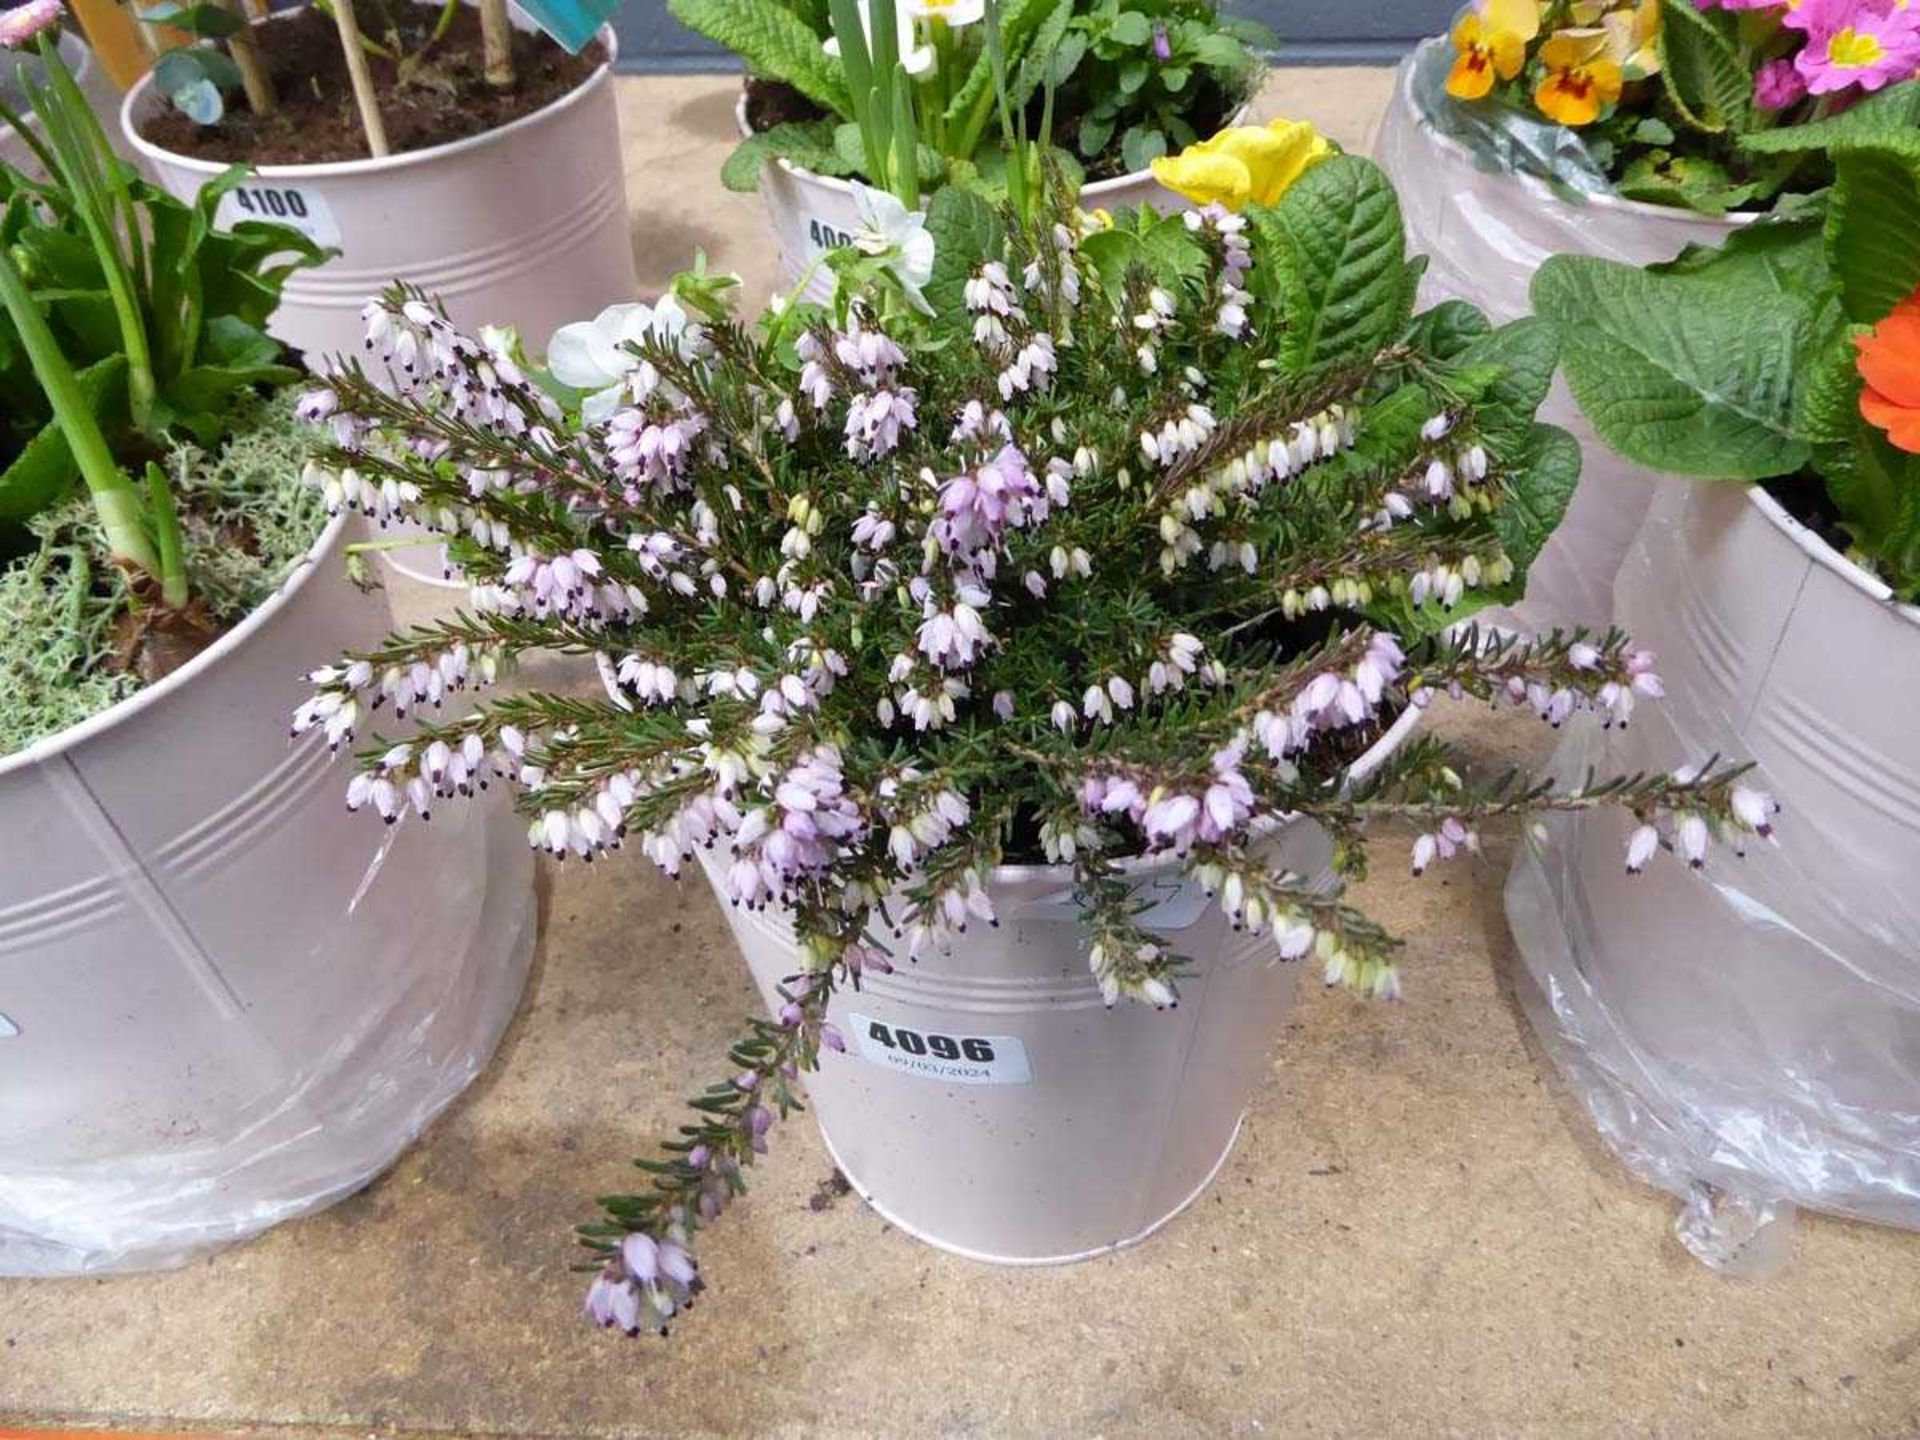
[
  {"xmin": 1149, "ymin": 119, "xmax": 1333, "ymax": 211},
  {"xmin": 1534, "ymin": 29, "xmax": 1625, "ymax": 126},
  {"xmin": 1601, "ymin": 0, "xmax": 1662, "ymax": 78},
  {"xmin": 1446, "ymin": 0, "xmax": 1542, "ymax": 99}
]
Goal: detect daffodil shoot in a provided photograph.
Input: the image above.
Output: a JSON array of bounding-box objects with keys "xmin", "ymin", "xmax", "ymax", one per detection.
[{"xmin": 698, "ymin": 0, "xmax": 1272, "ymax": 203}]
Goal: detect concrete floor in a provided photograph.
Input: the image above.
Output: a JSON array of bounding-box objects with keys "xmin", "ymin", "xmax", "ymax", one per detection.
[{"xmin": 6, "ymin": 70, "xmax": 1920, "ymax": 1440}]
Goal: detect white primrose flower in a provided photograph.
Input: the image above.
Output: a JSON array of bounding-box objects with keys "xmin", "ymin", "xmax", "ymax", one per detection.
[
  {"xmin": 906, "ymin": 0, "xmax": 983, "ymax": 24},
  {"xmin": 547, "ymin": 298, "xmax": 695, "ymax": 423},
  {"xmin": 849, "ymin": 184, "xmax": 938, "ymax": 315},
  {"xmin": 825, "ymin": 0, "xmax": 935, "ymax": 73}
]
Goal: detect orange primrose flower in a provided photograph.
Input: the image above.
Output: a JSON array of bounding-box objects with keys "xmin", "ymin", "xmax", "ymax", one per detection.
[
  {"xmin": 1534, "ymin": 30, "xmax": 1625, "ymax": 125},
  {"xmin": 1856, "ymin": 292, "xmax": 1920, "ymax": 455}
]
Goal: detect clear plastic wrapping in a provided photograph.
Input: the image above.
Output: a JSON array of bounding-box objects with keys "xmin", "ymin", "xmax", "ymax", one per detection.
[
  {"xmin": 1373, "ymin": 41, "xmax": 1751, "ymax": 636},
  {"xmin": 1504, "ymin": 481, "xmax": 1920, "ymax": 1271},
  {"xmin": 0, "ymin": 524, "xmax": 534, "ymax": 1275}
]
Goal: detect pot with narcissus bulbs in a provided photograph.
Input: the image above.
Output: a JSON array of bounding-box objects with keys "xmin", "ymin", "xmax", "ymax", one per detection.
[
  {"xmin": 288, "ymin": 109, "xmax": 1775, "ymax": 1331},
  {"xmin": 699, "ymin": 0, "xmax": 1266, "ymax": 302},
  {"xmin": 119, "ymin": 0, "xmax": 634, "ymax": 361},
  {"xmin": 1376, "ymin": 2, "xmax": 1920, "ymax": 635},
  {"xmin": 1505, "ymin": 103, "xmax": 1920, "ymax": 1269}
]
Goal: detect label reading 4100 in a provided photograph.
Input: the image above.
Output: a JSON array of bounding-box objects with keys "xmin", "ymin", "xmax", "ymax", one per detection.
[
  {"xmin": 214, "ymin": 183, "xmax": 343, "ymax": 248},
  {"xmin": 847, "ymin": 1013, "xmax": 1032, "ymax": 1086}
]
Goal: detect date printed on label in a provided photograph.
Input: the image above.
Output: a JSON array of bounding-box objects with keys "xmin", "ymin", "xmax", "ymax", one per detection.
[{"xmin": 847, "ymin": 1013, "xmax": 1032, "ymax": 1086}]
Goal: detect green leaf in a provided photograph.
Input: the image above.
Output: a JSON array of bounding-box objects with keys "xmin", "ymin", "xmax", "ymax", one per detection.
[
  {"xmin": 1826, "ymin": 147, "xmax": 1920, "ymax": 326},
  {"xmin": 1078, "ymin": 111, "xmax": 1114, "ymax": 159},
  {"xmin": 1531, "ymin": 253, "xmax": 1811, "ymax": 480},
  {"xmin": 1739, "ymin": 79, "xmax": 1920, "ymax": 155},
  {"xmin": 1659, "ymin": 0, "xmax": 1752, "ymax": 135},
  {"xmin": 1352, "ymin": 380, "xmax": 1444, "ymax": 469},
  {"xmin": 1403, "ymin": 299, "xmax": 1491, "ymax": 361},
  {"xmin": 1614, "ymin": 152, "xmax": 1757, "ymax": 214},
  {"xmin": 142, "ymin": 3, "xmax": 243, "ymax": 37},
  {"xmin": 1105, "ymin": 9, "xmax": 1151, "ymax": 45},
  {"xmin": 668, "ymin": 0, "xmax": 849, "ymax": 117},
  {"xmin": 172, "ymin": 77, "xmax": 224, "ymax": 125},
  {"xmin": 1652, "ymin": 213, "xmax": 1827, "ymax": 293},
  {"xmin": 826, "ymin": 115, "xmax": 946, "ymax": 190},
  {"xmin": 1133, "ymin": 209, "xmax": 1206, "ymax": 286},
  {"xmin": 1495, "ymin": 422, "xmax": 1582, "ymax": 571},
  {"xmin": 1119, "ymin": 124, "xmax": 1167, "ymax": 174},
  {"xmin": 1453, "ymin": 317, "xmax": 1561, "ymax": 444},
  {"xmin": 152, "ymin": 47, "xmax": 216, "ymax": 97},
  {"xmin": 197, "ymin": 312, "xmax": 282, "ymax": 368},
  {"xmin": 1794, "ymin": 330, "xmax": 1864, "ymax": 449},
  {"xmin": 921, "ymin": 185, "xmax": 1003, "ymax": 323},
  {"xmin": 1816, "ymin": 417, "xmax": 1920, "ymax": 595},
  {"xmin": 1011, "ymin": 0, "xmax": 1075, "ymax": 106},
  {"xmin": 1248, "ymin": 155, "xmax": 1410, "ymax": 378},
  {"xmin": 1190, "ymin": 32, "xmax": 1251, "ymax": 68},
  {"xmin": 1078, "ymin": 226, "xmax": 1147, "ymax": 300},
  {"xmin": 942, "ymin": 0, "xmax": 1054, "ymax": 133},
  {"xmin": 833, "ymin": 119, "xmax": 869, "ymax": 174},
  {"xmin": 719, "ymin": 119, "xmax": 849, "ymax": 191},
  {"xmin": 0, "ymin": 354, "xmax": 127, "ymax": 524}
]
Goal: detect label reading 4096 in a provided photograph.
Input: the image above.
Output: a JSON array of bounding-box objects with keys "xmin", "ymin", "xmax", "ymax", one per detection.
[{"xmin": 847, "ymin": 1013, "xmax": 1032, "ymax": 1086}]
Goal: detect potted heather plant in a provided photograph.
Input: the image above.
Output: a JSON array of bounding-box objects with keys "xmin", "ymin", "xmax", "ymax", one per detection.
[
  {"xmin": 115, "ymin": 0, "xmax": 634, "ymax": 359},
  {"xmin": 1374, "ymin": 0, "xmax": 1920, "ymax": 634},
  {"xmin": 1507, "ymin": 95, "xmax": 1920, "ymax": 1263},
  {"xmin": 691, "ymin": 0, "xmax": 1268, "ymax": 299},
  {"xmin": 291, "ymin": 108, "xmax": 1776, "ymax": 1331},
  {"xmin": 0, "ymin": 7, "xmax": 530, "ymax": 1277}
]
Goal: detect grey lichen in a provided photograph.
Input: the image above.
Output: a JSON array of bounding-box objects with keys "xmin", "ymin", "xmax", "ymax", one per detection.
[{"xmin": 0, "ymin": 390, "xmax": 327, "ymax": 755}]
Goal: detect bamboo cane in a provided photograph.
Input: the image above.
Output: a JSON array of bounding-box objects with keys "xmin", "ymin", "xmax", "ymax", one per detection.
[
  {"xmin": 328, "ymin": 0, "xmax": 390, "ymax": 158},
  {"xmin": 214, "ymin": 0, "xmax": 275, "ymax": 114},
  {"xmin": 477, "ymin": 0, "xmax": 514, "ymax": 89}
]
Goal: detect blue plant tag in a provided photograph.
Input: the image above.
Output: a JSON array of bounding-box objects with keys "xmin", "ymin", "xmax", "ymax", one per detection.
[{"xmin": 510, "ymin": 0, "xmax": 618, "ymax": 53}]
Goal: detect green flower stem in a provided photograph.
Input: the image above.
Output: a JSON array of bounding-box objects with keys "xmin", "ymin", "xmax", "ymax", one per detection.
[
  {"xmin": 980, "ymin": 0, "xmax": 1032, "ymax": 221},
  {"xmin": 310, "ymin": 0, "xmax": 401, "ymax": 61},
  {"xmin": 35, "ymin": 33, "xmax": 142, "ymax": 272},
  {"xmin": 0, "ymin": 90, "xmax": 59, "ymax": 178},
  {"xmin": 0, "ymin": 241, "xmax": 162, "ymax": 581},
  {"xmin": 28, "ymin": 37, "xmax": 158, "ymax": 434},
  {"xmin": 926, "ymin": 18, "xmax": 952, "ymax": 154},
  {"xmin": 143, "ymin": 463, "xmax": 190, "ymax": 610}
]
